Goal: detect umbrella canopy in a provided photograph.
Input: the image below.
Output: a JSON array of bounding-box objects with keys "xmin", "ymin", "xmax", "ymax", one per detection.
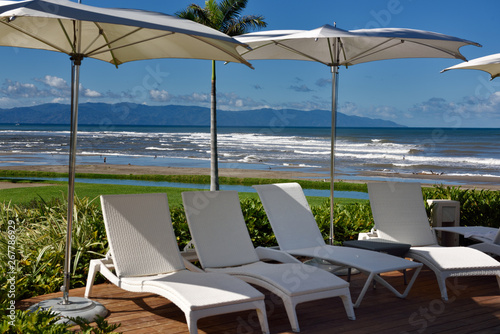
[
  {"xmin": 442, "ymin": 53, "xmax": 500, "ymax": 80},
  {"xmin": 0, "ymin": 0, "xmax": 252, "ymax": 320},
  {"xmin": 237, "ymin": 25, "xmax": 477, "ymax": 65},
  {"xmin": 236, "ymin": 25, "xmax": 480, "ymax": 245},
  {"xmin": 0, "ymin": 0, "xmax": 252, "ymax": 66}
]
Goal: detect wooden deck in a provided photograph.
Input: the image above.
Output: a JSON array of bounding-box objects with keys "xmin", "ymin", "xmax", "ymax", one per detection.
[{"xmin": 20, "ymin": 267, "xmax": 500, "ymax": 333}]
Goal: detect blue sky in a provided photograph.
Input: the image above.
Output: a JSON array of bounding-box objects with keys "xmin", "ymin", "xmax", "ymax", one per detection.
[{"xmin": 1, "ymin": 0, "xmax": 499, "ymax": 127}]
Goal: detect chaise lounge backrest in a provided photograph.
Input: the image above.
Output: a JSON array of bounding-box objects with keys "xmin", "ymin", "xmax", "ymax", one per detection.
[
  {"xmin": 252, "ymin": 183, "xmax": 326, "ymax": 250},
  {"xmin": 182, "ymin": 191, "xmax": 259, "ymax": 269},
  {"xmin": 367, "ymin": 182, "xmax": 437, "ymax": 246},
  {"xmin": 101, "ymin": 193, "xmax": 185, "ymax": 278}
]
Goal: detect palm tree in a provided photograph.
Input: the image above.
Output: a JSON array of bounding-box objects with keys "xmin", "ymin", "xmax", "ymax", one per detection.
[{"xmin": 177, "ymin": 0, "xmax": 266, "ymax": 190}]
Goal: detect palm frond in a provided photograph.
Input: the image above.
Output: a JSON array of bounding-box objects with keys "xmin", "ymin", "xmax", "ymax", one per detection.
[
  {"xmin": 225, "ymin": 15, "xmax": 267, "ymax": 36},
  {"xmin": 220, "ymin": 0, "xmax": 248, "ymax": 24},
  {"xmin": 176, "ymin": 0, "xmax": 266, "ymax": 35},
  {"xmin": 176, "ymin": 4, "xmax": 212, "ymax": 27},
  {"xmin": 205, "ymin": 0, "xmax": 223, "ymax": 29}
]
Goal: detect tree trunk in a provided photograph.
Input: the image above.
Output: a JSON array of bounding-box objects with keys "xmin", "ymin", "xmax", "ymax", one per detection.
[{"xmin": 210, "ymin": 60, "xmax": 219, "ymax": 191}]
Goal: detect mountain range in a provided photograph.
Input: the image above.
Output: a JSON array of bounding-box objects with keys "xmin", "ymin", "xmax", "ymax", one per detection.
[{"xmin": 0, "ymin": 103, "xmax": 404, "ymax": 127}]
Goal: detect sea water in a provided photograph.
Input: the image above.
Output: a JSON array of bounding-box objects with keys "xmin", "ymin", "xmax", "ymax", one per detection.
[{"xmin": 1, "ymin": 124, "xmax": 500, "ymax": 185}]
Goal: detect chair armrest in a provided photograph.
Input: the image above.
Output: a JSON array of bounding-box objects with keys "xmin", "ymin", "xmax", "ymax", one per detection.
[
  {"xmin": 180, "ymin": 248, "xmax": 199, "ymax": 262},
  {"xmin": 182, "ymin": 257, "xmax": 204, "ymax": 273},
  {"xmin": 255, "ymin": 246, "xmax": 302, "ymax": 264}
]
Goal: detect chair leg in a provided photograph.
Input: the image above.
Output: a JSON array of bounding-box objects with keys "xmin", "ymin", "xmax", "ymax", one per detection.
[
  {"xmin": 255, "ymin": 301, "xmax": 270, "ymax": 334},
  {"xmin": 186, "ymin": 313, "xmax": 198, "ymax": 334},
  {"xmin": 340, "ymin": 292, "xmax": 356, "ymax": 320},
  {"xmin": 84, "ymin": 259, "xmax": 100, "ymax": 298},
  {"xmin": 372, "ymin": 265, "xmax": 422, "ymax": 300},
  {"xmin": 437, "ymin": 276, "xmax": 449, "ymax": 301},
  {"xmin": 282, "ymin": 299, "xmax": 300, "ymax": 332},
  {"xmin": 353, "ymin": 272, "xmax": 376, "ymax": 308}
]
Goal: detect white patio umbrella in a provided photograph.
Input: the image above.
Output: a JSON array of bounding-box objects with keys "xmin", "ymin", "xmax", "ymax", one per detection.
[
  {"xmin": 442, "ymin": 53, "xmax": 500, "ymax": 80},
  {"xmin": 0, "ymin": 0, "xmax": 251, "ymax": 322},
  {"xmin": 236, "ymin": 24, "xmax": 479, "ymax": 246}
]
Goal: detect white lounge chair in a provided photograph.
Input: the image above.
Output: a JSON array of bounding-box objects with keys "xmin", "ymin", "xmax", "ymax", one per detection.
[
  {"xmin": 433, "ymin": 226, "xmax": 500, "ymax": 258},
  {"xmin": 85, "ymin": 193, "xmax": 269, "ymax": 334},
  {"xmin": 253, "ymin": 182, "xmax": 422, "ymax": 308},
  {"xmin": 367, "ymin": 182, "xmax": 500, "ymax": 301},
  {"xmin": 181, "ymin": 190, "xmax": 355, "ymax": 332}
]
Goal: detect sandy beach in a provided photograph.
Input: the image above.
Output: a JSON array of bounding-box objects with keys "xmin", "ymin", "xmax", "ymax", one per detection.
[
  {"xmin": 1, "ymin": 163, "xmax": 500, "ymax": 191},
  {"xmin": 0, "ymin": 163, "xmax": 324, "ymax": 180}
]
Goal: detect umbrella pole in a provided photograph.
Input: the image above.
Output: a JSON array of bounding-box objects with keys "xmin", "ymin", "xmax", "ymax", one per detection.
[
  {"xmin": 29, "ymin": 54, "xmax": 106, "ymax": 321},
  {"xmin": 27, "ymin": 17, "xmax": 106, "ymax": 322},
  {"xmin": 329, "ymin": 65, "xmax": 339, "ymax": 246},
  {"xmin": 210, "ymin": 60, "xmax": 219, "ymax": 191},
  {"xmin": 62, "ymin": 55, "xmax": 82, "ymax": 305}
]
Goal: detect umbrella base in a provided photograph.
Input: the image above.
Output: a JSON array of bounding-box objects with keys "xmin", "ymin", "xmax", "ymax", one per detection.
[
  {"xmin": 27, "ymin": 297, "xmax": 107, "ymax": 325},
  {"xmin": 304, "ymin": 258, "xmax": 360, "ymax": 276}
]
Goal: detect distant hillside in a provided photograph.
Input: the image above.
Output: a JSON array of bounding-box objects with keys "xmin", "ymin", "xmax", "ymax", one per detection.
[{"xmin": 0, "ymin": 103, "xmax": 404, "ymax": 127}]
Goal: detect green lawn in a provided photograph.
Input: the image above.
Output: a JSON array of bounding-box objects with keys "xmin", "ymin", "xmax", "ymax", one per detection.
[{"xmin": 0, "ymin": 180, "xmax": 366, "ymax": 208}]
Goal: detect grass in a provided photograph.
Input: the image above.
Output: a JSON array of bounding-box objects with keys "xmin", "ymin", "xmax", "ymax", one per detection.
[
  {"xmin": 0, "ymin": 169, "xmax": 368, "ymax": 191},
  {"xmin": 0, "ymin": 182, "xmax": 193, "ymax": 207},
  {"xmin": 0, "ymin": 181, "xmax": 366, "ymax": 207},
  {"xmin": 0, "ymin": 172, "xmax": 368, "ymax": 207}
]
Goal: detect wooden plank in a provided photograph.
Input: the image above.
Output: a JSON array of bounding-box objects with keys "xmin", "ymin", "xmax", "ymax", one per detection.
[{"xmin": 19, "ymin": 268, "xmax": 500, "ymax": 333}]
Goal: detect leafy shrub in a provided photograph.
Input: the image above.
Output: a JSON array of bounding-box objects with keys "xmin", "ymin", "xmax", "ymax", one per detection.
[
  {"xmin": 312, "ymin": 199, "xmax": 374, "ymax": 245},
  {"xmin": 0, "ymin": 308, "xmax": 121, "ymax": 334},
  {"xmin": 169, "ymin": 205, "xmax": 190, "ymax": 250},
  {"xmin": 0, "ymin": 309, "xmax": 71, "ymax": 334},
  {"xmin": 423, "ymin": 185, "xmax": 500, "ymax": 228},
  {"xmin": 0, "ymin": 196, "xmax": 107, "ymax": 301},
  {"xmin": 240, "ymin": 198, "xmax": 277, "ymax": 248}
]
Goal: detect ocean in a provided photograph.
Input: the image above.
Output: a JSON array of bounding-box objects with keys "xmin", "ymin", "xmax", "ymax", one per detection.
[{"xmin": 1, "ymin": 124, "xmax": 500, "ymax": 186}]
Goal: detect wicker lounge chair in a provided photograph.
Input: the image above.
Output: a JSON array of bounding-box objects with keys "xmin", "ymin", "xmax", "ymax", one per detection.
[
  {"xmin": 368, "ymin": 182, "xmax": 500, "ymax": 301},
  {"xmin": 85, "ymin": 193, "xmax": 269, "ymax": 334},
  {"xmin": 182, "ymin": 190, "xmax": 356, "ymax": 332},
  {"xmin": 253, "ymin": 182, "xmax": 422, "ymax": 308}
]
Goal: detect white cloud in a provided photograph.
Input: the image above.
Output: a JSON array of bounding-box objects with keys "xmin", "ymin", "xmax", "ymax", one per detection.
[
  {"xmin": 0, "ymin": 96, "xmax": 16, "ymax": 108},
  {"xmin": 0, "ymin": 76, "xmax": 107, "ymax": 106},
  {"xmin": 77, "ymin": 83, "xmax": 102, "ymax": 98},
  {"xmin": 52, "ymin": 97, "xmax": 68, "ymax": 103},
  {"xmin": 149, "ymin": 89, "xmax": 171, "ymax": 102},
  {"xmin": 4, "ymin": 72, "xmax": 500, "ymax": 127},
  {"xmin": 42, "ymin": 75, "xmax": 68, "ymax": 89},
  {"xmin": 190, "ymin": 92, "xmax": 209, "ymax": 102},
  {"xmin": 3, "ymin": 80, "xmax": 41, "ymax": 98},
  {"xmin": 282, "ymin": 100, "xmax": 326, "ymax": 110},
  {"xmin": 216, "ymin": 92, "xmax": 266, "ymax": 110},
  {"xmin": 83, "ymin": 88, "xmax": 102, "ymax": 98}
]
